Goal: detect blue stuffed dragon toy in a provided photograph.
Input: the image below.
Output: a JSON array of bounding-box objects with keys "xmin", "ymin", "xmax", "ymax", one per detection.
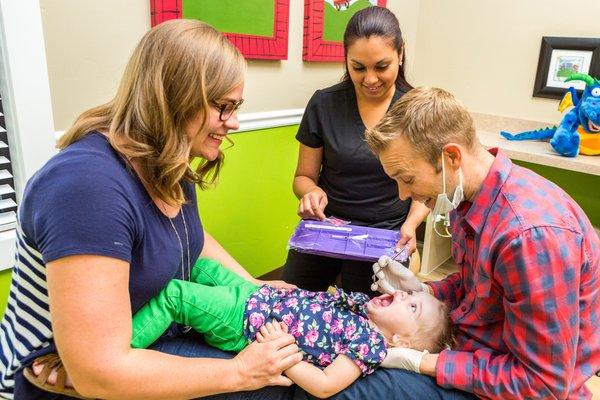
[{"xmin": 501, "ymin": 73, "xmax": 600, "ymax": 157}]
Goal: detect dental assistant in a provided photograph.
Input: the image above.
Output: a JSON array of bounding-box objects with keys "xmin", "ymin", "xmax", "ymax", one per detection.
[
  {"xmin": 282, "ymin": 7, "xmax": 429, "ymax": 296},
  {"xmin": 366, "ymin": 87, "xmax": 599, "ymax": 399}
]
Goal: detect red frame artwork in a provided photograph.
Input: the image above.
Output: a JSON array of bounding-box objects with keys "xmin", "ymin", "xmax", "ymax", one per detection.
[
  {"xmin": 150, "ymin": 0, "xmax": 290, "ymax": 60},
  {"xmin": 303, "ymin": 0, "xmax": 387, "ymax": 62}
]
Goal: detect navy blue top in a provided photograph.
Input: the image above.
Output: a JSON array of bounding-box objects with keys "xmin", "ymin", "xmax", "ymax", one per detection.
[
  {"xmin": 0, "ymin": 132, "xmax": 204, "ymax": 399},
  {"xmin": 296, "ymin": 81, "xmax": 411, "ymax": 229},
  {"xmin": 20, "ymin": 132, "xmax": 204, "ymax": 313}
]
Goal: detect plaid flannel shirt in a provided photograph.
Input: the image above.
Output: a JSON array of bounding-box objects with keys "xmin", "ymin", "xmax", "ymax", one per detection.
[{"xmin": 428, "ymin": 149, "xmax": 599, "ymax": 399}]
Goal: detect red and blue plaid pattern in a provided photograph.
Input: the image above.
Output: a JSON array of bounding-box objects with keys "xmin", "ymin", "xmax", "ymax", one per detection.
[{"xmin": 428, "ymin": 149, "xmax": 599, "ymax": 399}]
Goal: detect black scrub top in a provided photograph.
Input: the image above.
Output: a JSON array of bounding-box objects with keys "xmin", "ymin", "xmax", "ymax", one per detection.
[{"xmin": 296, "ymin": 81, "xmax": 411, "ymax": 230}]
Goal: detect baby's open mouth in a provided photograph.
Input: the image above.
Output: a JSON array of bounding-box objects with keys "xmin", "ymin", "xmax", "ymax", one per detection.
[{"xmin": 371, "ymin": 293, "xmax": 394, "ymax": 307}]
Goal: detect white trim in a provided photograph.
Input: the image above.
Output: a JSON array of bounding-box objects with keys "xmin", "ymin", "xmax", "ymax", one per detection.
[
  {"xmin": 53, "ymin": 108, "xmax": 305, "ymax": 141},
  {"xmin": 236, "ymin": 108, "xmax": 304, "ymax": 133},
  {"xmin": 0, "ymin": 228, "xmax": 15, "ymax": 271},
  {"xmin": 0, "ymin": 0, "xmax": 56, "ymax": 196},
  {"xmin": 0, "ymin": 0, "xmax": 56, "ymax": 270}
]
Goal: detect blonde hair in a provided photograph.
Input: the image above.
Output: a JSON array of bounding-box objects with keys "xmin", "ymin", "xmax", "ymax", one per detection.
[
  {"xmin": 389, "ymin": 301, "xmax": 455, "ymax": 353},
  {"xmin": 57, "ymin": 19, "xmax": 246, "ymax": 206},
  {"xmin": 417, "ymin": 301, "xmax": 455, "ymax": 353},
  {"xmin": 365, "ymin": 87, "xmax": 477, "ymax": 168}
]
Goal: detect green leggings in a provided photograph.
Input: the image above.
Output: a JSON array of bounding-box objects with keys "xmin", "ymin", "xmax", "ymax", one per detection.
[{"xmin": 131, "ymin": 258, "xmax": 259, "ymax": 352}]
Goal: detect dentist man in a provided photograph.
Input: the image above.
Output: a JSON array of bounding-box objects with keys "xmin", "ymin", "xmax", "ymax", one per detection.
[{"xmin": 366, "ymin": 87, "xmax": 599, "ymax": 400}]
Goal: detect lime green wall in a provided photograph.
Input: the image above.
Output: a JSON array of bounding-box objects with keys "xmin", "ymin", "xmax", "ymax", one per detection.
[
  {"xmin": 513, "ymin": 161, "xmax": 600, "ymax": 227},
  {"xmin": 0, "ymin": 269, "xmax": 10, "ymax": 317},
  {"xmin": 196, "ymin": 125, "xmax": 300, "ymax": 277}
]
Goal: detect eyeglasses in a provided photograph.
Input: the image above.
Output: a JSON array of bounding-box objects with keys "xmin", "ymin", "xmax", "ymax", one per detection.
[{"xmin": 212, "ymin": 99, "xmax": 244, "ymax": 121}]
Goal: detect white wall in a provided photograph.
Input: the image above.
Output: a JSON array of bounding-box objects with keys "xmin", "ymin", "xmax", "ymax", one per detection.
[
  {"xmin": 410, "ymin": 0, "xmax": 600, "ymax": 122},
  {"xmin": 40, "ymin": 0, "xmax": 600, "ymax": 130},
  {"xmin": 40, "ymin": 0, "xmax": 418, "ymax": 130},
  {"xmin": 0, "ymin": 0, "xmax": 56, "ymax": 269},
  {"xmin": 40, "ymin": 0, "xmax": 150, "ymax": 130}
]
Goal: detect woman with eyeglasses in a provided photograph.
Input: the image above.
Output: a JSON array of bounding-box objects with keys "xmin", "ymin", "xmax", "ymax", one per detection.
[
  {"xmin": 0, "ymin": 20, "xmax": 301, "ymax": 400},
  {"xmin": 282, "ymin": 7, "xmax": 430, "ymax": 297}
]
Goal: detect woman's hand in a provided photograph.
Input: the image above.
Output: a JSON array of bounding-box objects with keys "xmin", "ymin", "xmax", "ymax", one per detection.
[
  {"xmin": 397, "ymin": 200, "xmax": 430, "ymax": 255},
  {"xmin": 233, "ymin": 330, "xmax": 302, "ymax": 390},
  {"xmin": 297, "ymin": 187, "xmax": 328, "ymax": 220},
  {"xmin": 397, "ymin": 222, "xmax": 418, "ymax": 255}
]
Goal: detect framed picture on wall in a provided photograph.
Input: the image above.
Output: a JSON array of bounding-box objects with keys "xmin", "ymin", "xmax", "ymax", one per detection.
[
  {"xmin": 150, "ymin": 0, "xmax": 290, "ymax": 60},
  {"xmin": 533, "ymin": 36, "xmax": 600, "ymax": 99},
  {"xmin": 303, "ymin": 0, "xmax": 386, "ymax": 62}
]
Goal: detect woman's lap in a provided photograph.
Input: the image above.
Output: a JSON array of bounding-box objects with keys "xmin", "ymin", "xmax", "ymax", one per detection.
[
  {"xmin": 153, "ymin": 331, "xmax": 476, "ymax": 400},
  {"xmin": 149, "ymin": 331, "xmax": 294, "ymax": 400}
]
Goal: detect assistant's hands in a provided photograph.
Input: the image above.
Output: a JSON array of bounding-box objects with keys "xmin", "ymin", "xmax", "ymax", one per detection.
[
  {"xmin": 297, "ymin": 187, "xmax": 328, "ymax": 220},
  {"xmin": 233, "ymin": 325, "xmax": 301, "ymax": 390},
  {"xmin": 397, "ymin": 223, "xmax": 418, "ymax": 255},
  {"xmin": 371, "ymin": 255, "xmax": 426, "ymax": 294}
]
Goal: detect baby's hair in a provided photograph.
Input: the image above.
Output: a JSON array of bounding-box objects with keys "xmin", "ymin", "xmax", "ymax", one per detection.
[
  {"xmin": 391, "ymin": 301, "xmax": 455, "ymax": 353},
  {"xmin": 427, "ymin": 302, "xmax": 456, "ymax": 353}
]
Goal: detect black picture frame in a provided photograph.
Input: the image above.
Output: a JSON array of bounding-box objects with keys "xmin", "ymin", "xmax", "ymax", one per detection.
[{"xmin": 533, "ymin": 36, "xmax": 600, "ymax": 100}]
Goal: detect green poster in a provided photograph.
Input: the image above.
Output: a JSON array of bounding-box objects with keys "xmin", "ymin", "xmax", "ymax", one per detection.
[{"xmin": 183, "ymin": 0, "xmax": 274, "ymax": 37}]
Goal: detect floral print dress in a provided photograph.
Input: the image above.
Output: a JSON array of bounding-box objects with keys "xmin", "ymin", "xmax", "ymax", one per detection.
[{"xmin": 244, "ymin": 286, "xmax": 387, "ymax": 375}]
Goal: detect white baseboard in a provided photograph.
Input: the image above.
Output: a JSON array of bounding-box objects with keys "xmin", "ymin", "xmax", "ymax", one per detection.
[
  {"xmin": 0, "ymin": 229, "xmax": 16, "ymax": 271},
  {"xmin": 54, "ymin": 108, "xmax": 305, "ymax": 141},
  {"xmin": 236, "ymin": 108, "xmax": 304, "ymax": 133}
]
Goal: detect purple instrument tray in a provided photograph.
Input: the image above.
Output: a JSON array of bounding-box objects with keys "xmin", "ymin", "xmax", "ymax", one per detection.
[{"xmin": 288, "ymin": 220, "xmax": 407, "ymax": 263}]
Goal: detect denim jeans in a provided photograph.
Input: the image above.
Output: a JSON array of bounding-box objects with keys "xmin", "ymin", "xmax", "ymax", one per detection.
[
  {"xmin": 149, "ymin": 330, "xmax": 294, "ymax": 400},
  {"xmin": 294, "ymin": 366, "xmax": 477, "ymax": 400},
  {"xmin": 151, "ymin": 330, "xmax": 476, "ymax": 400}
]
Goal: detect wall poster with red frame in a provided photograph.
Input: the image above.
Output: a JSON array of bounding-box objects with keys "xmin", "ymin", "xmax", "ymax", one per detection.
[
  {"xmin": 151, "ymin": 0, "xmax": 290, "ymax": 60},
  {"xmin": 303, "ymin": 0, "xmax": 386, "ymax": 62}
]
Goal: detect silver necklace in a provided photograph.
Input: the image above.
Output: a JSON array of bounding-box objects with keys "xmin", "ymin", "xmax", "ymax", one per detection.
[{"xmin": 162, "ymin": 203, "xmax": 191, "ymax": 282}]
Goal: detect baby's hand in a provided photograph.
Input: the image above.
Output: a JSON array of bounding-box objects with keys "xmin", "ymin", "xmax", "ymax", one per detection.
[{"xmin": 256, "ymin": 320, "xmax": 288, "ymax": 343}]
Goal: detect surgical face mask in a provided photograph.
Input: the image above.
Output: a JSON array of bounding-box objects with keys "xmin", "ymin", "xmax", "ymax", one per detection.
[{"xmin": 432, "ymin": 154, "xmax": 464, "ymax": 237}]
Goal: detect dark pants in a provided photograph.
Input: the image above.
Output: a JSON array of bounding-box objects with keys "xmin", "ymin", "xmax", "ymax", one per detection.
[
  {"xmin": 150, "ymin": 331, "xmax": 294, "ymax": 399},
  {"xmin": 295, "ymin": 367, "xmax": 477, "ymax": 400},
  {"xmin": 282, "ymin": 250, "xmax": 379, "ymax": 297},
  {"xmin": 159, "ymin": 332, "xmax": 476, "ymax": 400}
]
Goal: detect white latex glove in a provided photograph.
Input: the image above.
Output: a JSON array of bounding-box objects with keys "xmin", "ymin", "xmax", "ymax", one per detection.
[
  {"xmin": 371, "ymin": 255, "xmax": 426, "ymax": 294},
  {"xmin": 380, "ymin": 347, "xmax": 429, "ymax": 373}
]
